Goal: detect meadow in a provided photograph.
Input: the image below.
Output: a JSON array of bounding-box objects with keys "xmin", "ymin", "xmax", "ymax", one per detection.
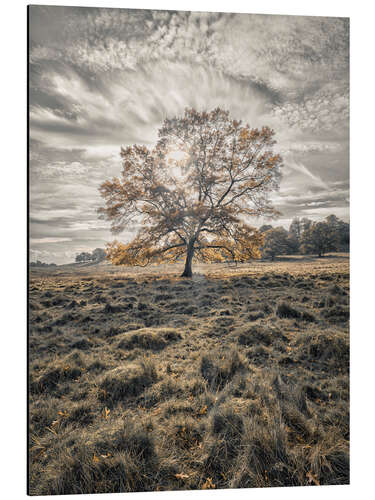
[{"xmin": 28, "ymin": 254, "xmax": 349, "ymax": 494}]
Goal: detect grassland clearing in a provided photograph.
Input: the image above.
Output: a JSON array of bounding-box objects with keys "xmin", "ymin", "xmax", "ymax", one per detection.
[{"xmin": 29, "ymin": 254, "xmax": 349, "ymax": 494}]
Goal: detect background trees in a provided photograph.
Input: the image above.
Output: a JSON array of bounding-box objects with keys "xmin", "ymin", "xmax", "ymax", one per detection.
[
  {"xmin": 91, "ymin": 248, "xmax": 107, "ymax": 262},
  {"xmin": 75, "ymin": 252, "xmax": 92, "ymax": 263},
  {"xmin": 300, "ymin": 220, "xmax": 340, "ymax": 257},
  {"xmin": 325, "ymin": 215, "xmax": 349, "ymax": 251},
  {"xmin": 75, "ymin": 248, "xmax": 106, "ymax": 263},
  {"xmin": 30, "ymin": 261, "xmax": 57, "ymax": 267},
  {"xmin": 99, "ymin": 108, "xmax": 283, "ymax": 277},
  {"xmin": 259, "ymin": 214, "xmax": 349, "ymax": 260},
  {"xmin": 287, "ymin": 218, "xmax": 303, "ymax": 253},
  {"xmin": 262, "ymin": 227, "xmax": 290, "ymax": 261}
]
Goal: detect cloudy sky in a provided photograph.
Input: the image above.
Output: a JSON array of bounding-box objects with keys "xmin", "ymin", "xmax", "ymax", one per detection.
[{"xmin": 29, "ymin": 6, "xmax": 349, "ymax": 264}]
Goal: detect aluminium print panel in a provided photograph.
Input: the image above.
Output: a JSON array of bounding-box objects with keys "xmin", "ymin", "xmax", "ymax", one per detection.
[{"xmin": 28, "ymin": 5, "xmax": 349, "ymax": 495}]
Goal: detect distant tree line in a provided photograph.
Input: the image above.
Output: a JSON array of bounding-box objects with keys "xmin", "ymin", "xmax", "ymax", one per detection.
[
  {"xmin": 75, "ymin": 248, "xmax": 107, "ymax": 263},
  {"xmin": 260, "ymin": 214, "xmax": 349, "ymax": 260},
  {"xmin": 30, "ymin": 260, "xmax": 57, "ymax": 267}
]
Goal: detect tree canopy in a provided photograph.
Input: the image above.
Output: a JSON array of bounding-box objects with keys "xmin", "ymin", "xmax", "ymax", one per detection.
[
  {"xmin": 262, "ymin": 227, "xmax": 290, "ymax": 261},
  {"xmin": 99, "ymin": 108, "xmax": 283, "ymax": 276},
  {"xmin": 301, "ymin": 219, "xmax": 341, "ymax": 257}
]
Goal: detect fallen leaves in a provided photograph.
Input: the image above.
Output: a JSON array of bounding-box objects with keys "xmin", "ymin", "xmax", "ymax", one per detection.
[
  {"xmin": 175, "ymin": 473, "xmax": 189, "ymax": 480},
  {"xmin": 202, "ymin": 477, "xmax": 215, "ymax": 489},
  {"xmin": 93, "ymin": 452, "xmax": 111, "ymax": 464},
  {"xmin": 306, "ymin": 471, "xmax": 320, "ymax": 486},
  {"xmin": 102, "ymin": 407, "xmax": 110, "ymax": 419},
  {"xmin": 199, "ymin": 405, "xmax": 208, "ymax": 415}
]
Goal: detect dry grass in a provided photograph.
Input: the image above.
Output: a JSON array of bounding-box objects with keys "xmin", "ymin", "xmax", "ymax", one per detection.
[{"xmin": 28, "ymin": 254, "xmax": 349, "ymax": 494}]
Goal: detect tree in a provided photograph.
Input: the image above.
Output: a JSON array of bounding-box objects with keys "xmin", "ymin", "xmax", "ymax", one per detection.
[
  {"xmin": 287, "ymin": 217, "xmax": 302, "ymax": 253},
  {"xmin": 300, "ymin": 221, "xmax": 339, "ymax": 257},
  {"xmin": 325, "ymin": 214, "xmax": 349, "ymax": 251},
  {"xmin": 75, "ymin": 252, "xmax": 92, "ymax": 263},
  {"xmin": 92, "ymin": 248, "xmax": 106, "ymax": 262},
  {"xmin": 301, "ymin": 218, "xmax": 312, "ymax": 233},
  {"xmin": 338, "ymin": 221, "xmax": 349, "ymax": 250},
  {"xmin": 99, "ymin": 108, "xmax": 283, "ymax": 277},
  {"xmin": 262, "ymin": 227, "xmax": 290, "ymax": 261}
]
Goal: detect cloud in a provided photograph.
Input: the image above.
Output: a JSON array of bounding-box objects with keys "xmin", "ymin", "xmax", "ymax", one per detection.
[{"xmin": 30, "ymin": 237, "xmax": 72, "ymax": 244}]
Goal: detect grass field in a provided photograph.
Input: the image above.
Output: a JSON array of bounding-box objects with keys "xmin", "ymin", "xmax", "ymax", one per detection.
[{"xmin": 28, "ymin": 254, "xmax": 349, "ymax": 494}]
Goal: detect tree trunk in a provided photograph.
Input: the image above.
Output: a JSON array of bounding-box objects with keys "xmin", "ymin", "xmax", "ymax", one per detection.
[{"xmin": 181, "ymin": 240, "xmax": 195, "ymax": 277}]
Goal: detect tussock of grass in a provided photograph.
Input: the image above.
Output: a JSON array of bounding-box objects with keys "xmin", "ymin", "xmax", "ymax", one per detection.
[
  {"xmin": 116, "ymin": 328, "xmax": 181, "ymax": 351},
  {"xmin": 98, "ymin": 359, "xmax": 158, "ymax": 404},
  {"xmin": 322, "ymin": 305, "xmax": 349, "ymax": 323},
  {"xmin": 40, "ymin": 418, "xmax": 157, "ymax": 495},
  {"xmin": 276, "ymin": 302, "xmax": 301, "ymax": 318},
  {"xmin": 296, "ymin": 330, "xmax": 349, "ymax": 368},
  {"xmin": 70, "ymin": 337, "xmax": 92, "ymax": 350},
  {"xmin": 30, "ymin": 351, "xmax": 86, "ymax": 394},
  {"xmin": 200, "ymin": 349, "xmax": 247, "ymax": 390},
  {"xmin": 237, "ymin": 324, "xmax": 273, "ymax": 346},
  {"xmin": 276, "ymin": 302, "xmax": 316, "ymax": 322}
]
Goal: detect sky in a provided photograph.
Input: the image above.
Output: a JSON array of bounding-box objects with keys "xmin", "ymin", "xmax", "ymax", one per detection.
[{"xmin": 29, "ymin": 6, "xmax": 349, "ymax": 264}]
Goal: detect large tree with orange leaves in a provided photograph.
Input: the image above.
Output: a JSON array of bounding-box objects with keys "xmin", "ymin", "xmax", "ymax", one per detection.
[{"xmin": 99, "ymin": 108, "xmax": 283, "ymax": 277}]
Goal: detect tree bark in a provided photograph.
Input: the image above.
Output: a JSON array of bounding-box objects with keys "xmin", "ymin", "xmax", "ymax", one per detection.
[{"xmin": 181, "ymin": 240, "xmax": 195, "ymax": 277}]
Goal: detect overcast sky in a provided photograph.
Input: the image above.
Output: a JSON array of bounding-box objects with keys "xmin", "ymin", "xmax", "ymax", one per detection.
[{"xmin": 29, "ymin": 6, "xmax": 349, "ymax": 264}]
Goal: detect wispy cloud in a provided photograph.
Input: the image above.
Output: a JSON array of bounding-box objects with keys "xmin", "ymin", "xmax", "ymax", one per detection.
[{"xmin": 286, "ymin": 158, "xmax": 328, "ymax": 190}]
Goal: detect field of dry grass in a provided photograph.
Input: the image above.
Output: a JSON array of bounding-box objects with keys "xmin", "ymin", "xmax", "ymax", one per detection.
[{"xmin": 28, "ymin": 254, "xmax": 349, "ymax": 495}]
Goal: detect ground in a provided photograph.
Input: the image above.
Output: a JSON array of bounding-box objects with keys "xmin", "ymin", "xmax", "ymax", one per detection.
[{"xmin": 28, "ymin": 254, "xmax": 349, "ymax": 495}]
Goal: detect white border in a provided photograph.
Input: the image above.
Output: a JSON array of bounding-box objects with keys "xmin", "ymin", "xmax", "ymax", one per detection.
[{"xmin": 1, "ymin": 0, "xmax": 375, "ymax": 498}]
